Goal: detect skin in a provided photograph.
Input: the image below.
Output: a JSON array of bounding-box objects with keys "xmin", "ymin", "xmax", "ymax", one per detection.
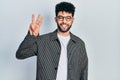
[
  {"xmin": 29, "ymin": 14, "xmax": 43, "ymax": 37},
  {"xmin": 29, "ymin": 11, "xmax": 74, "ymax": 37},
  {"xmin": 55, "ymin": 11, "xmax": 74, "ymax": 36}
]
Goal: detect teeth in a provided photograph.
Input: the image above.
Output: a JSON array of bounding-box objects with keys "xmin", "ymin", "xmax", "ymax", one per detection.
[{"xmin": 63, "ymin": 25, "xmax": 66, "ymax": 27}]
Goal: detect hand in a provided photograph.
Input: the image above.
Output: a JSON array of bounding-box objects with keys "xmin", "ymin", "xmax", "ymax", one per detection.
[{"xmin": 29, "ymin": 14, "xmax": 43, "ymax": 37}]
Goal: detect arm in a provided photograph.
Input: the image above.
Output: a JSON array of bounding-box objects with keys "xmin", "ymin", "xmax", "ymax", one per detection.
[
  {"xmin": 80, "ymin": 56, "xmax": 88, "ymax": 80},
  {"xmin": 80, "ymin": 43, "xmax": 88, "ymax": 80},
  {"xmin": 16, "ymin": 32, "xmax": 38, "ymax": 59},
  {"xmin": 16, "ymin": 14, "xmax": 43, "ymax": 59}
]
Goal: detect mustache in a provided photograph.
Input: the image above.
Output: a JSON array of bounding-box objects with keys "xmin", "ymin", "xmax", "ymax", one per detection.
[{"xmin": 60, "ymin": 23, "xmax": 67, "ymax": 25}]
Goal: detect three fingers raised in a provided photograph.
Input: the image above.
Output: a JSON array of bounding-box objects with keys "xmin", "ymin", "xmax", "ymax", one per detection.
[{"xmin": 32, "ymin": 14, "xmax": 43, "ymax": 25}]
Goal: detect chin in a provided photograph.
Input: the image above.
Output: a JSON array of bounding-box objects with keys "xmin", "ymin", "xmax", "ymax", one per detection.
[
  {"xmin": 57, "ymin": 24, "xmax": 71, "ymax": 33},
  {"xmin": 59, "ymin": 29, "xmax": 70, "ymax": 33}
]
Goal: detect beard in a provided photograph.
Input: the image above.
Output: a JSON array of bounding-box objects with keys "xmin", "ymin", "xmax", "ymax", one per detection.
[{"xmin": 57, "ymin": 23, "xmax": 72, "ymax": 33}]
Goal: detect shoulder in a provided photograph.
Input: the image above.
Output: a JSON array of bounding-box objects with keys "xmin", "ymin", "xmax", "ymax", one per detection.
[
  {"xmin": 37, "ymin": 32, "xmax": 51, "ymax": 41},
  {"xmin": 37, "ymin": 30, "xmax": 57, "ymax": 41},
  {"xmin": 70, "ymin": 33, "xmax": 85, "ymax": 46}
]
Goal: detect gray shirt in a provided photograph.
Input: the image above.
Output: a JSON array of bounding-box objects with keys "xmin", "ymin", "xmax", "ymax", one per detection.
[{"xmin": 16, "ymin": 29, "xmax": 88, "ymax": 80}]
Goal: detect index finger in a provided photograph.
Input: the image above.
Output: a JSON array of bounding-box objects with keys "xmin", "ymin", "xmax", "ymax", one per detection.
[{"xmin": 32, "ymin": 14, "xmax": 35, "ymax": 24}]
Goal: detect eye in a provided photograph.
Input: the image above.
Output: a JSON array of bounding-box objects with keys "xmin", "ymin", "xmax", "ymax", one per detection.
[
  {"xmin": 57, "ymin": 16, "xmax": 63, "ymax": 19},
  {"xmin": 66, "ymin": 16, "xmax": 72, "ymax": 19},
  {"xmin": 56, "ymin": 16, "xmax": 73, "ymax": 21}
]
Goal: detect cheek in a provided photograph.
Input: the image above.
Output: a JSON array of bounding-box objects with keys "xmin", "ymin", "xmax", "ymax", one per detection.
[
  {"xmin": 56, "ymin": 20, "xmax": 62, "ymax": 24},
  {"xmin": 68, "ymin": 21, "xmax": 73, "ymax": 25}
]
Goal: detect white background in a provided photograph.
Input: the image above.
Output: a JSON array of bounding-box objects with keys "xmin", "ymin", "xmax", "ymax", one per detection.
[{"xmin": 0, "ymin": 0, "xmax": 119, "ymax": 80}]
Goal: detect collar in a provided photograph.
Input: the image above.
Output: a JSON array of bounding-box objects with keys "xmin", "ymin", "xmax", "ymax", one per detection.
[{"xmin": 50, "ymin": 29, "xmax": 78, "ymax": 43}]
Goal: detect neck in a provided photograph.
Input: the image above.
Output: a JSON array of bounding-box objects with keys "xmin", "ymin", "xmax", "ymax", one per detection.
[{"xmin": 57, "ymin": 30, "xmax": 70, "ymax": 37}]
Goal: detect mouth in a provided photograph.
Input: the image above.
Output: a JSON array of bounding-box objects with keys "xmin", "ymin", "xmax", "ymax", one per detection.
[{"xmin": 61, "ymin": 24, "xmax": 68, "ymax": 30}]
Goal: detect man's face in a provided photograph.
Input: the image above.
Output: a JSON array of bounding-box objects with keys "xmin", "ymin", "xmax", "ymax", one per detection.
[{"xmin": 55, "ymin": 11, "xmax": 74, "ymax": 32}]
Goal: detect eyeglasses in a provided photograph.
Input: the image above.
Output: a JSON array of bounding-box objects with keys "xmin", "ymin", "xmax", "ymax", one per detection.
[{"xmin": 56, "ymin": 16, "xmax": 73, "ymax": 21}]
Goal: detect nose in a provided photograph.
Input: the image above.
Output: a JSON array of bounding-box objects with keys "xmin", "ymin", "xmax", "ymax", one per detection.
[{"xmin": 63, "ymin": 17, "xmax": 67, "ymax": 23}]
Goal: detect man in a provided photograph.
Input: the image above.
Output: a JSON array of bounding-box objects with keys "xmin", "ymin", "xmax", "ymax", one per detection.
[{"xmin": 16, "ymin": 2, "xmax": 88, "ymax": 80}]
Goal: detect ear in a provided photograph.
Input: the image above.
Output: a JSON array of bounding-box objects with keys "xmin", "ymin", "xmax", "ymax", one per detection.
[
  {"xmin": 72, "ymin": 17, "xmax": 75, "ymax": 23},
  {"xmin": 54, "ymin": 17, "xmax": 57, "ymax": 22},
  {"xmin": 72, "ymin": 17, "xmax": 75, "ymax": 21}
]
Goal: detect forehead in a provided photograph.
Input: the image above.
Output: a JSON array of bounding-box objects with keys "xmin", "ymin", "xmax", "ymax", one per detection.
[{"xmin": 57, "ymin": 11, "xmax": 72, "ymax": 16}]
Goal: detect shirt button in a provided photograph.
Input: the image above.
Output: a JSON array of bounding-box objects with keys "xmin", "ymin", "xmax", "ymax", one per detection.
[{"xmin": 54, "ymin": 67, "xmax": 58, "ymax": 70}]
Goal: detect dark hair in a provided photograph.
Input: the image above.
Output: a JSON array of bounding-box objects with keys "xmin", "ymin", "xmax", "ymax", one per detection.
[{"xmin": 55, "ymin": 2, "xmax": 75, "ymax": 17}]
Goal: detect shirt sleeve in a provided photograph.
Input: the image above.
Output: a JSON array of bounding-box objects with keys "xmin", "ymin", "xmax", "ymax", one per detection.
[
  {"xmin": 80, "ymin": 42, "xmax": 88, "ymax": 80},
  {"xmin": 16, "ymin": 31, "xmax": 38, "ymax": 59},
  {"xmin": 80, "ymin": 56, "xmax": 88, "ymax": 80}
]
